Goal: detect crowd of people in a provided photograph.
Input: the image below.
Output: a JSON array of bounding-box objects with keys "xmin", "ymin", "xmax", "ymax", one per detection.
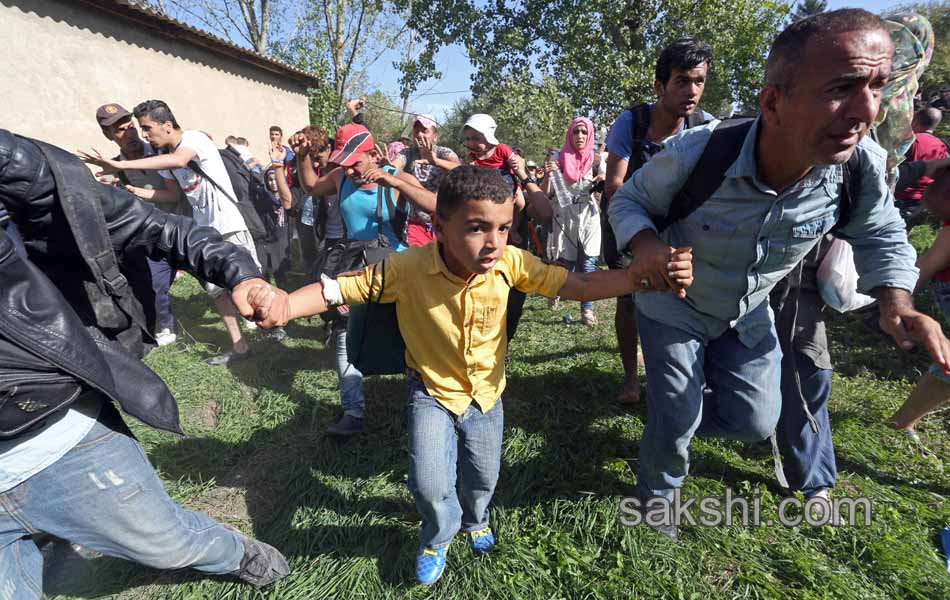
[{"xmin": 2, "ymin": 7, "xmax": 950, "ymax": 596}]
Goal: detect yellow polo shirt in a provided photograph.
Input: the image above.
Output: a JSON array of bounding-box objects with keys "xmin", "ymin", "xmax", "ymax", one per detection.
[{"xmin": 337, "ymin": 243, "xmax": 568, "ymax": 415}]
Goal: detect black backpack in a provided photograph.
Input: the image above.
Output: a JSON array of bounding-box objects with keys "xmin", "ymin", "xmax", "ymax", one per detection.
[
  {"xmin": 624, "ymin": 102, "xmax": 709, "ymax": 182},
  {"xmin": 204, "ymin": 147, "xmax": 269, "ymax": 240}
]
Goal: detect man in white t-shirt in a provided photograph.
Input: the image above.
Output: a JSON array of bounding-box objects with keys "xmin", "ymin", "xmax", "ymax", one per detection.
[{"xmin": 80, "ymin": 100, "xmax": 260, "ymax": 366}]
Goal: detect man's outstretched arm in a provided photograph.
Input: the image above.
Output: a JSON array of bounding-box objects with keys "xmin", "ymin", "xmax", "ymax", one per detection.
[{"xmin": 876, "ymin": 286, "xmax": 950, "ymax": 374}]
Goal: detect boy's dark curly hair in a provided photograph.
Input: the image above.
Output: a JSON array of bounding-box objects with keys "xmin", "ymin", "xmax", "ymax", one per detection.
[{"xmin": 436, "ymin": 165, "xmax": 513, "ymax": 219}]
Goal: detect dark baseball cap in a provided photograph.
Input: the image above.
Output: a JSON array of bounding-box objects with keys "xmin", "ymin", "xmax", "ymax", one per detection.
[{"xmin": 96, "ymin": 103, "xmax": 132, "ymax": 127}]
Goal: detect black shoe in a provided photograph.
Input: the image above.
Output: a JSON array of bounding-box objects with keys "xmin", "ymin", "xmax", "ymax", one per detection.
[
  {"xmin": 635, "ymin": 492, "xmax": 679, "ymax": 542},
  {"xmin": 326, "ymin": 414, "xmax": 364, "ymax": 436},
  {"xmin": 206, "ymin": 349, "xmax": 252, "ymax": 366},
  {"xmin": 232, "ymin": 537, "xmax": 290, "ymax": 588}
]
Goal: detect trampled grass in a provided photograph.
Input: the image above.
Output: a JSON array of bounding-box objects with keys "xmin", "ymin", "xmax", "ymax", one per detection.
[{"xmin": 47, "ymin": 232, "xmax": 950, "ymax": 599}]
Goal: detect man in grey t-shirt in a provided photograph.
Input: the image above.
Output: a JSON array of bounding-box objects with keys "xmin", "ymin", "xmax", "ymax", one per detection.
[{"xmin": 391, "ymin": 114, "xmax": 460, "ymax": 246}]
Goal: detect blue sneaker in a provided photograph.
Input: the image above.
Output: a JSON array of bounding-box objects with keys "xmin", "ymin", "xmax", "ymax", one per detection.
[
  {"xmin": 468, "ymin": 527, "xmax": 495, "ymax": 555},
  {"xmin": 415, "ymin": 547, "xmax": 447, "ymax": 585}
]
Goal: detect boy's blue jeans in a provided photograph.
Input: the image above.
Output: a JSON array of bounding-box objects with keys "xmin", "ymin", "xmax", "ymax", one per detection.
[
  {"xmin": 406, "ymin": 372, "xmax": 503, "ymax": 550},
  {"xmin": 776, "ymin": 350, "xmax": 836, "ymax": 498},
  {"xmin": 635, "ymin": 310, "xmax": 783, "ymax": 501},
  {"xmin": 0, "ymin": 418, "xmax": 245, "ymax": 600}
]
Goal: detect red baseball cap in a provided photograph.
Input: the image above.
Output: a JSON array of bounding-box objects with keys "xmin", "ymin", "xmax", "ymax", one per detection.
[{"xmin": 329, "ymin": 123, "xmax": 375, "ymax": 167}]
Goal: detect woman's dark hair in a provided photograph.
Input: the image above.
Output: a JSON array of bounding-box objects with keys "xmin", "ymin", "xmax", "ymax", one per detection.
[
  {"xmin": 655, "ymin": 38, "xmax": 713, "ymax": 85},
  {"xmin": 132, "ymin": 99, "xmax": 181, "ymax": 129},
  {"xmin": 436, "ymin": 165, "xmax": 512, "ymax": 219}
]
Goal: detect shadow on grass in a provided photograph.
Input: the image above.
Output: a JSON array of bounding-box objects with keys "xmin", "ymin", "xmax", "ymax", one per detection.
[{"xmin": 83, "ymin": 362, "xmax": 641, "ymax": 589}]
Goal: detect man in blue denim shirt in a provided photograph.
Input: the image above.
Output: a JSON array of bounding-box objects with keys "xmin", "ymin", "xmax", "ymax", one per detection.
[{"xmin": 608, "ymin": 8, "xmax": 950, "ymax": 538}]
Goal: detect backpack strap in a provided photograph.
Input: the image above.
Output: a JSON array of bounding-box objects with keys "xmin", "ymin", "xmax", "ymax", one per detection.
[
  {"xmin": 835, "ymin": 150, "xmax": 861, "ymax": 231},
  {"xmin": 381, "ymin": 183, "xmax": 409, "ymax": 245},
  {"xmin": 374, "ymin": 185, "xmax": 390, "ymax": 247},
  {"xmin": 187, "ymin": 159, "xmax": 239, "ymax": 206},
  {"xmin": 335, "ymin": 171, "xmax": 350, "ymax": 242},
  {"xmin": 623, "ymin": 103, "xmax": 653, "ymax": 182},
  {"xmin": 656, "ymin": 118, "xmax": 755, "ymax": 233},
  {"xmin": 29, "ymin": 137, "xmax": 150, "ymax": 339},
  {"xmin": 686, "ymin": 110, "xmax": 709, "ymax": 129}
]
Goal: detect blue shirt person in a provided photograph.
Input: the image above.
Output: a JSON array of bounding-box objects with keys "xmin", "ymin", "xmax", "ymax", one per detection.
[
  {"xmin": 607, "ymin": 9, "xmax": 950, "ymax": 539},
  {"xmin": 604, "ymin": 103, "xmax": 714, "ymax": 164}
]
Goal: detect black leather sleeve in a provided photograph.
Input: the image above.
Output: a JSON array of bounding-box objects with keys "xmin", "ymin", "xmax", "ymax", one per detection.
[
  {"xmin": 0, "ymin": 129, "xmax": 262, "ymax": 290},
  {"xmin": 98, "ymin": 183, "xmax": 263, "ymax": 289}
]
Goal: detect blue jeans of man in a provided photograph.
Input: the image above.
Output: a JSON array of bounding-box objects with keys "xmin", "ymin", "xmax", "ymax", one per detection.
[
  {"xmin": 776, "ymin": 350, "xmax": 836, "ymax": 498},
  {"xmin": 331, "ymin": 322, "xmax": 365, "ymax": 418},
  {"xmin": 0, "ymin": 419, "xmax": 245, "ymax": 600},
  {"xmin": 406, "ymin": 373, "xmax": 504, "ymax": 550},
  {"xmin": 147, "ymin": 257, "xmax": 176, "ymax": 332},
  {"xmin": 635, "ymin": 310, "xmax": 783, "ymax": 501}
]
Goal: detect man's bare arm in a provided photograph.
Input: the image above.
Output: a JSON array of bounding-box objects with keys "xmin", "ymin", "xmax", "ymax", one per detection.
[
  {"xmin": 603, "ymin": 152, "xmax": 628, "ymax": 202},
  {"xmin": 921, "ymin": 167, "xmax": 950, "ymax": 219}
]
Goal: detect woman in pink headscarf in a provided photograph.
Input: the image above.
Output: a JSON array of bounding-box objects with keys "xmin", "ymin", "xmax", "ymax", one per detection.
[{"xmin": 544, "ymin": 116, "xmax": 604, "ymax": 326}]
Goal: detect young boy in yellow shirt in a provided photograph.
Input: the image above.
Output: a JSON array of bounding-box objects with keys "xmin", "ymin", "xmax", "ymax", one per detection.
[{"xmin": 247, "ymin": 165, "xmax": 693, "ymax": 585}]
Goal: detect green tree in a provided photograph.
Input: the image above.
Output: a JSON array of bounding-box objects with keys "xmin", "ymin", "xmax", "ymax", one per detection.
[
  {"xmin": 269, "ymin": 26, "xmax": 338, "ymax": 131},
  {"xmin": 360, "ymin": 90, "xmax": 411, "ymax": 142},
  {"xmin": 790, "ymin": 0, "xmax": 828, "ymax": 22},
  {"xmin": 441, "ymin": 77, "xmax": 577, "ymax": 162},
  {"xmin": 411, "ymin": 0, "xmax": 790, "ymax": 125},
  {"xmin": 167, "ymin": 0, "xmax": 445, "ymax": 125}
]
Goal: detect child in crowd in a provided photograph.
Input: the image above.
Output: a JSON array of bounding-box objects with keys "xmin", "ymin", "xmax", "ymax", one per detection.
[
  {"xmin": 462, "ymin": 114, "xmax": 516, "ymax": 178},
  {"xmin": 246, "ymin": 166, "xmax": 693, "ymax": 586},
  {"xmin": 890, "ymin": 217, "xmax": 950, "ymax": 435}
]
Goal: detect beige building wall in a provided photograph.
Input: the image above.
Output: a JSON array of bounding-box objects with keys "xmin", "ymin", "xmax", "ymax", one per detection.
[{"xmin": 0, "ymin": 0, "xmax": 312, "ymax": 158}]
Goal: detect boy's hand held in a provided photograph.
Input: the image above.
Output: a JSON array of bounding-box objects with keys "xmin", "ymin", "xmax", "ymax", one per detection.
[
  {"xmin": 667, "ymin": 246, "xmax": 693, "ymax": 298},
  {"xmin": 625, "ymin": 230, "xmax": 693, "ymax": 299},
  {"xmin": 257, "ymin": 287, "xmax": 293, "ymax": 329}
]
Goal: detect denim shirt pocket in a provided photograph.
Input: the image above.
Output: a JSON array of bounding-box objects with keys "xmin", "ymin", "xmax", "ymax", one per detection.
[{"xmin": 785, "ymin": 215, "xmax": 835, "ymax": 264}]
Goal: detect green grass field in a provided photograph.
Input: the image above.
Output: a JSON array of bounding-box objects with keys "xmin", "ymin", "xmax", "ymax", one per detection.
[{"xmin": 47, "ymin": 227, "xmax": 950, "ymax": 599}]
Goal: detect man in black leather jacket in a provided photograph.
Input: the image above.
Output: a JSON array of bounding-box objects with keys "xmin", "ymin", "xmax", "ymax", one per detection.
[{"xmin": 0, "ymin": 130, "xmax": 289, "ymax": 596}]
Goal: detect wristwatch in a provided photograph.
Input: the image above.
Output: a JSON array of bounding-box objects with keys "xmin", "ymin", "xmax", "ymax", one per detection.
[{"xmin": 518, "ymin": 174, "xmax": 537, "ymax": 188}]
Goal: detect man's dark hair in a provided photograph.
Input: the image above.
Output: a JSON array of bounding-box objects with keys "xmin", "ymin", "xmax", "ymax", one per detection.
[
  {"xmin": 436, "ymin": 165, "xmax": 512, "ymax": 219},
  {"xmin": 132, "ymin": 99, "xmax": 180, "ymax": 129},
  {"xmin": 916, "ymin": 107, "xmax": 943, "ymax": 131},
  {"xmin": 765, "ymin": 9, "xmax": 887, "ymax": 93},
  {"xmin": 270, "ymin": 125, "xmax": 282, "ymax": 134},
  {"xmin": 655, "ymin": 38, "xmax": 713, "ymax": 85},
  {"xmin": 225, "ymin": 135, "xmax": 239, "ymax": 146},
  {"xmin": 300, "ymin": 126, "xmax": 329, "ymax": 152}
]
